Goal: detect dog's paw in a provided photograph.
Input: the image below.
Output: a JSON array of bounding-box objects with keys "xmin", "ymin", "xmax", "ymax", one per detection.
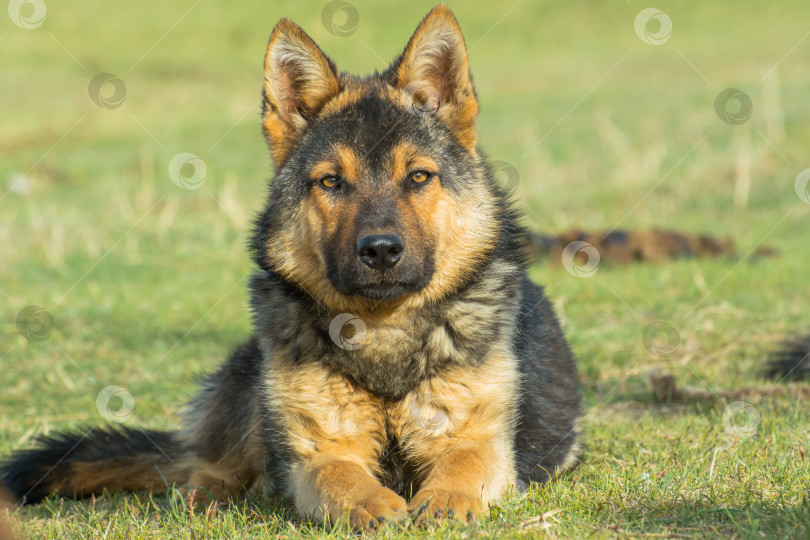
[
  {"xmin": 408, "ymin": 488, "xmax": 482, "ymax": 524},
  {"xmin": 347, "ymin": 485, "xmax": 408, "ymax": 531},
  {"xmin": 178, "ymin": 486, "xmax": 225, "ymax": 510},
  {"xmin": 178, "ymin": 469, "xmax": 245, "ymax": 508}
]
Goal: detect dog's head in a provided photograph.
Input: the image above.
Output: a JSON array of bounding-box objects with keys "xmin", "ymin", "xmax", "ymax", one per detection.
[{"xmin": 253, "ymin": 4, "xmax": 503, "ymax": 312}]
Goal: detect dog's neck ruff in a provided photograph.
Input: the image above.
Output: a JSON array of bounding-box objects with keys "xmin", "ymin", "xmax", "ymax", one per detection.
[{"xmin": 249, "ymin": 253, "xmax": 523, "ymax": 401}]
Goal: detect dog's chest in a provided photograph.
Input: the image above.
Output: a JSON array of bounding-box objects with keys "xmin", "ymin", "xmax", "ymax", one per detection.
[{"xmin": 325, "ymin": 313, "xmax": 475, "ymax": 401}]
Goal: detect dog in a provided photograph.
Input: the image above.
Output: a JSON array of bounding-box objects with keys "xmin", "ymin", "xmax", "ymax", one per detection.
[{"xmin": 1, "ymin": 5, "xmax": 582, "ymax": 530}]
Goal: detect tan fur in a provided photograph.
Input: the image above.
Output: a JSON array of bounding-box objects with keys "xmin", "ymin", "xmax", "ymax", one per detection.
[
  {"xmin": 251, "ymin": 4, "xmax": 546, "ymax": 528},
  {"xmin": 261, "ymin": 6, "xmax": 496, "ymax": 314},
  {"xmin": 53, "ymin": 453, "xmax": 265, "ymax": 505},
  {"xmin": 265, "ymin": 144, "xmax": 499, "ymax": 315},
  {"xmin": 0, "ymin": 487, "xmax": 18, "ymax": 540},
  {"xmin": 316, "ymin": 80, "xmax": 368, "ymax": 119},
  {"xmin": 307, "ymin": 146, "xmax": 364, "ymax": 240},
  {"xmin": 391, "ymin": 351, "xmax": 519, "ymax": 512},
  {"xmin": 52, "ymin": 458, "xmax": 196, "ymax": 499},
  {"xmin": 263, "ymin": 18, "xmax": 340, "ymax": 165},
  {"xmin": 3, "ymin": 8, "xmax": 580, "ymax": 530},
  {"xmin": 265, "ymin": 333, "xmax": 518, "ymax": 525},
  {"xmin": 248, "ymin": 5, "xmax": 560, "ymax": 529},
  {"xmin": 389, "ymin": 141, "xmax": 439, "ymax": 183},
  {"xmin": 177, "ymin": 440, "xmax": 266, "ymax": 504},
  {"xmin": 394, "ymin": 4, "xmax": 479, "ymax": 151},
  {"xmin": 405, "ymin": 180, "xmax": 499, "ymax": 305},
  {"xmin": 180, "ymin": 458, "xmax": 262, "ymax": 504},
  {"xmin": 174, "ymin": 376, "xmax": 269, "ymax": 504},
  {"xmin": 558, "ymin": 437, "xmax": 582, "ymax": 476},
  {"xmin": 265, "ymin": 355, "xmax": 391, "ymax": 521}
]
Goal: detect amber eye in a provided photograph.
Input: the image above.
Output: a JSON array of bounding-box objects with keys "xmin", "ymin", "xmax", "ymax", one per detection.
[
  {"xmin": 320, "ymin": 175, "xmax": 339, "ymax": 189},
  {"xmin": 410, "ymin": 171, "xmax": 431, "ymax": 184}
]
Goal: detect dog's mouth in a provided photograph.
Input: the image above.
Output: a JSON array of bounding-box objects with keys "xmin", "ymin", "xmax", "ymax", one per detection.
[
  {"xmin": 325, "ymin": 253, "xmax": 435, "ymax": 302},
  {"xmin": 354, "ymin": 282, "xmax": 414, "ymax": 300},
  {"xmin": 338, "ymin": 280, "xmax": 422, "ymax": 301}
]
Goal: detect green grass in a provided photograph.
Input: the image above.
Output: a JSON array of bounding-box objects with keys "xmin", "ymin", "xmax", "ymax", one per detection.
[{"xmin": 2, "ymin": 0, "xmax": 810, "ymax": 538}]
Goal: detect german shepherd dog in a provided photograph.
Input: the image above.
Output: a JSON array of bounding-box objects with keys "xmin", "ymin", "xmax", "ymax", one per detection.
[{"xmin": 2, "ymin": 5, "xmax": 581, "ymax": 530}]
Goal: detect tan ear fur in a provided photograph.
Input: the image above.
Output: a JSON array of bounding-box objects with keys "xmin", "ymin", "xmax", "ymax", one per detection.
[
  {"xmin": 263, "ymin": 19, "xmax": 340, "ymax": 166},
  {"xmin": 393, "ymin": 4, "xmax": 479, "ymax": 150}
]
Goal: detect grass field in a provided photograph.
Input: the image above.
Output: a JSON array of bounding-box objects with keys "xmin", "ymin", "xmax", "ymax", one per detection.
[{"xmin": 2, "ymin": 0, "xmax": 810, "ymax": 538}]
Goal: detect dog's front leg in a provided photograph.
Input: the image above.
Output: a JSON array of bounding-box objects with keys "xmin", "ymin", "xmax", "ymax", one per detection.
[
  {"xmin": 398, "ymin": 357, "xmax": 519, "ymax": 523},
  {"xmin": 265, "ymin": 359, "xmax": 406, "ymax": 530},
  {"xmin": 407, "ymin": 441, "xmax": 513, "ymax": 523},
  {"xmin": 290, "ymin": 455, "xmax": 407, "ymax": 530}
]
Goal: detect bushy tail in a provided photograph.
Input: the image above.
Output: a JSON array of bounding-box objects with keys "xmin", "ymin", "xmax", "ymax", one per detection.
[
  {"xmin": 1, "ymin": 427, "xmax": 194, "ymax": 505},
  {"xmin": 765, "ymin": 334, "xmax": 810, "ymax": 381}
]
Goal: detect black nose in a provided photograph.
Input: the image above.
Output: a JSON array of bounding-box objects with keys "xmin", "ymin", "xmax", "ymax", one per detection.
[{"xmin": 356, "ymin": 234, "xmax": 404, "ymax": 271}]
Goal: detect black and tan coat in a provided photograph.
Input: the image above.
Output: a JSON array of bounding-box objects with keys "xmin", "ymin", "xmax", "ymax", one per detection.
[{"xmin": 2, "ymin": 5, "xmax": 581, "ymax": 531}]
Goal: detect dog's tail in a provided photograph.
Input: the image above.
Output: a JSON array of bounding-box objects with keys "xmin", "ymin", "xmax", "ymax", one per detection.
[
  {"xmin": 764, "ymin": 334, "xmax": 810, "ymax": 381},
  {"xmin": 1, "ymin": 427, "xmax": 194, "ymax": 505}
]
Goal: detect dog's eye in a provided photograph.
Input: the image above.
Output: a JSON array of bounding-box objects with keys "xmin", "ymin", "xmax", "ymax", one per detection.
[
  {"xmin": 320, "ymin": 175, "xmax": 339, "ymax": 189},
  {"xmin": 410, "ymin": 171, "xmax": 432, "ymax": 184}
]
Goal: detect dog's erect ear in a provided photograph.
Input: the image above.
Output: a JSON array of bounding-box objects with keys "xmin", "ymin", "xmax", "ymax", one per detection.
[
  {"xmin": 389, "ymin": 4, "xmax": 479, "ymax": 151},
  {"xmin": 263, "ymin": 19, "xmax": 340, "ymax": 166}
]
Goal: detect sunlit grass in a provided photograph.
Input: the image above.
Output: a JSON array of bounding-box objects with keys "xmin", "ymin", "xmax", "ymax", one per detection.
[{"xmin": 2, "ymin": 0, "xmax": 810, "ymax": 538}]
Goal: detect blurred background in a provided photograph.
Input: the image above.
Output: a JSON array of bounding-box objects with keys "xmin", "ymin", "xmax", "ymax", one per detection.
[{"xmin": 1, "ymin": 1, "xmax": 810, "ymax": 534}]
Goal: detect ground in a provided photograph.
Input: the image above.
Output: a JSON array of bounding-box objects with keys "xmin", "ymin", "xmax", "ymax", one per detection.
[{"xmin": 1, "ymin": 0, "xmax": 809, "ymax": 538}]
